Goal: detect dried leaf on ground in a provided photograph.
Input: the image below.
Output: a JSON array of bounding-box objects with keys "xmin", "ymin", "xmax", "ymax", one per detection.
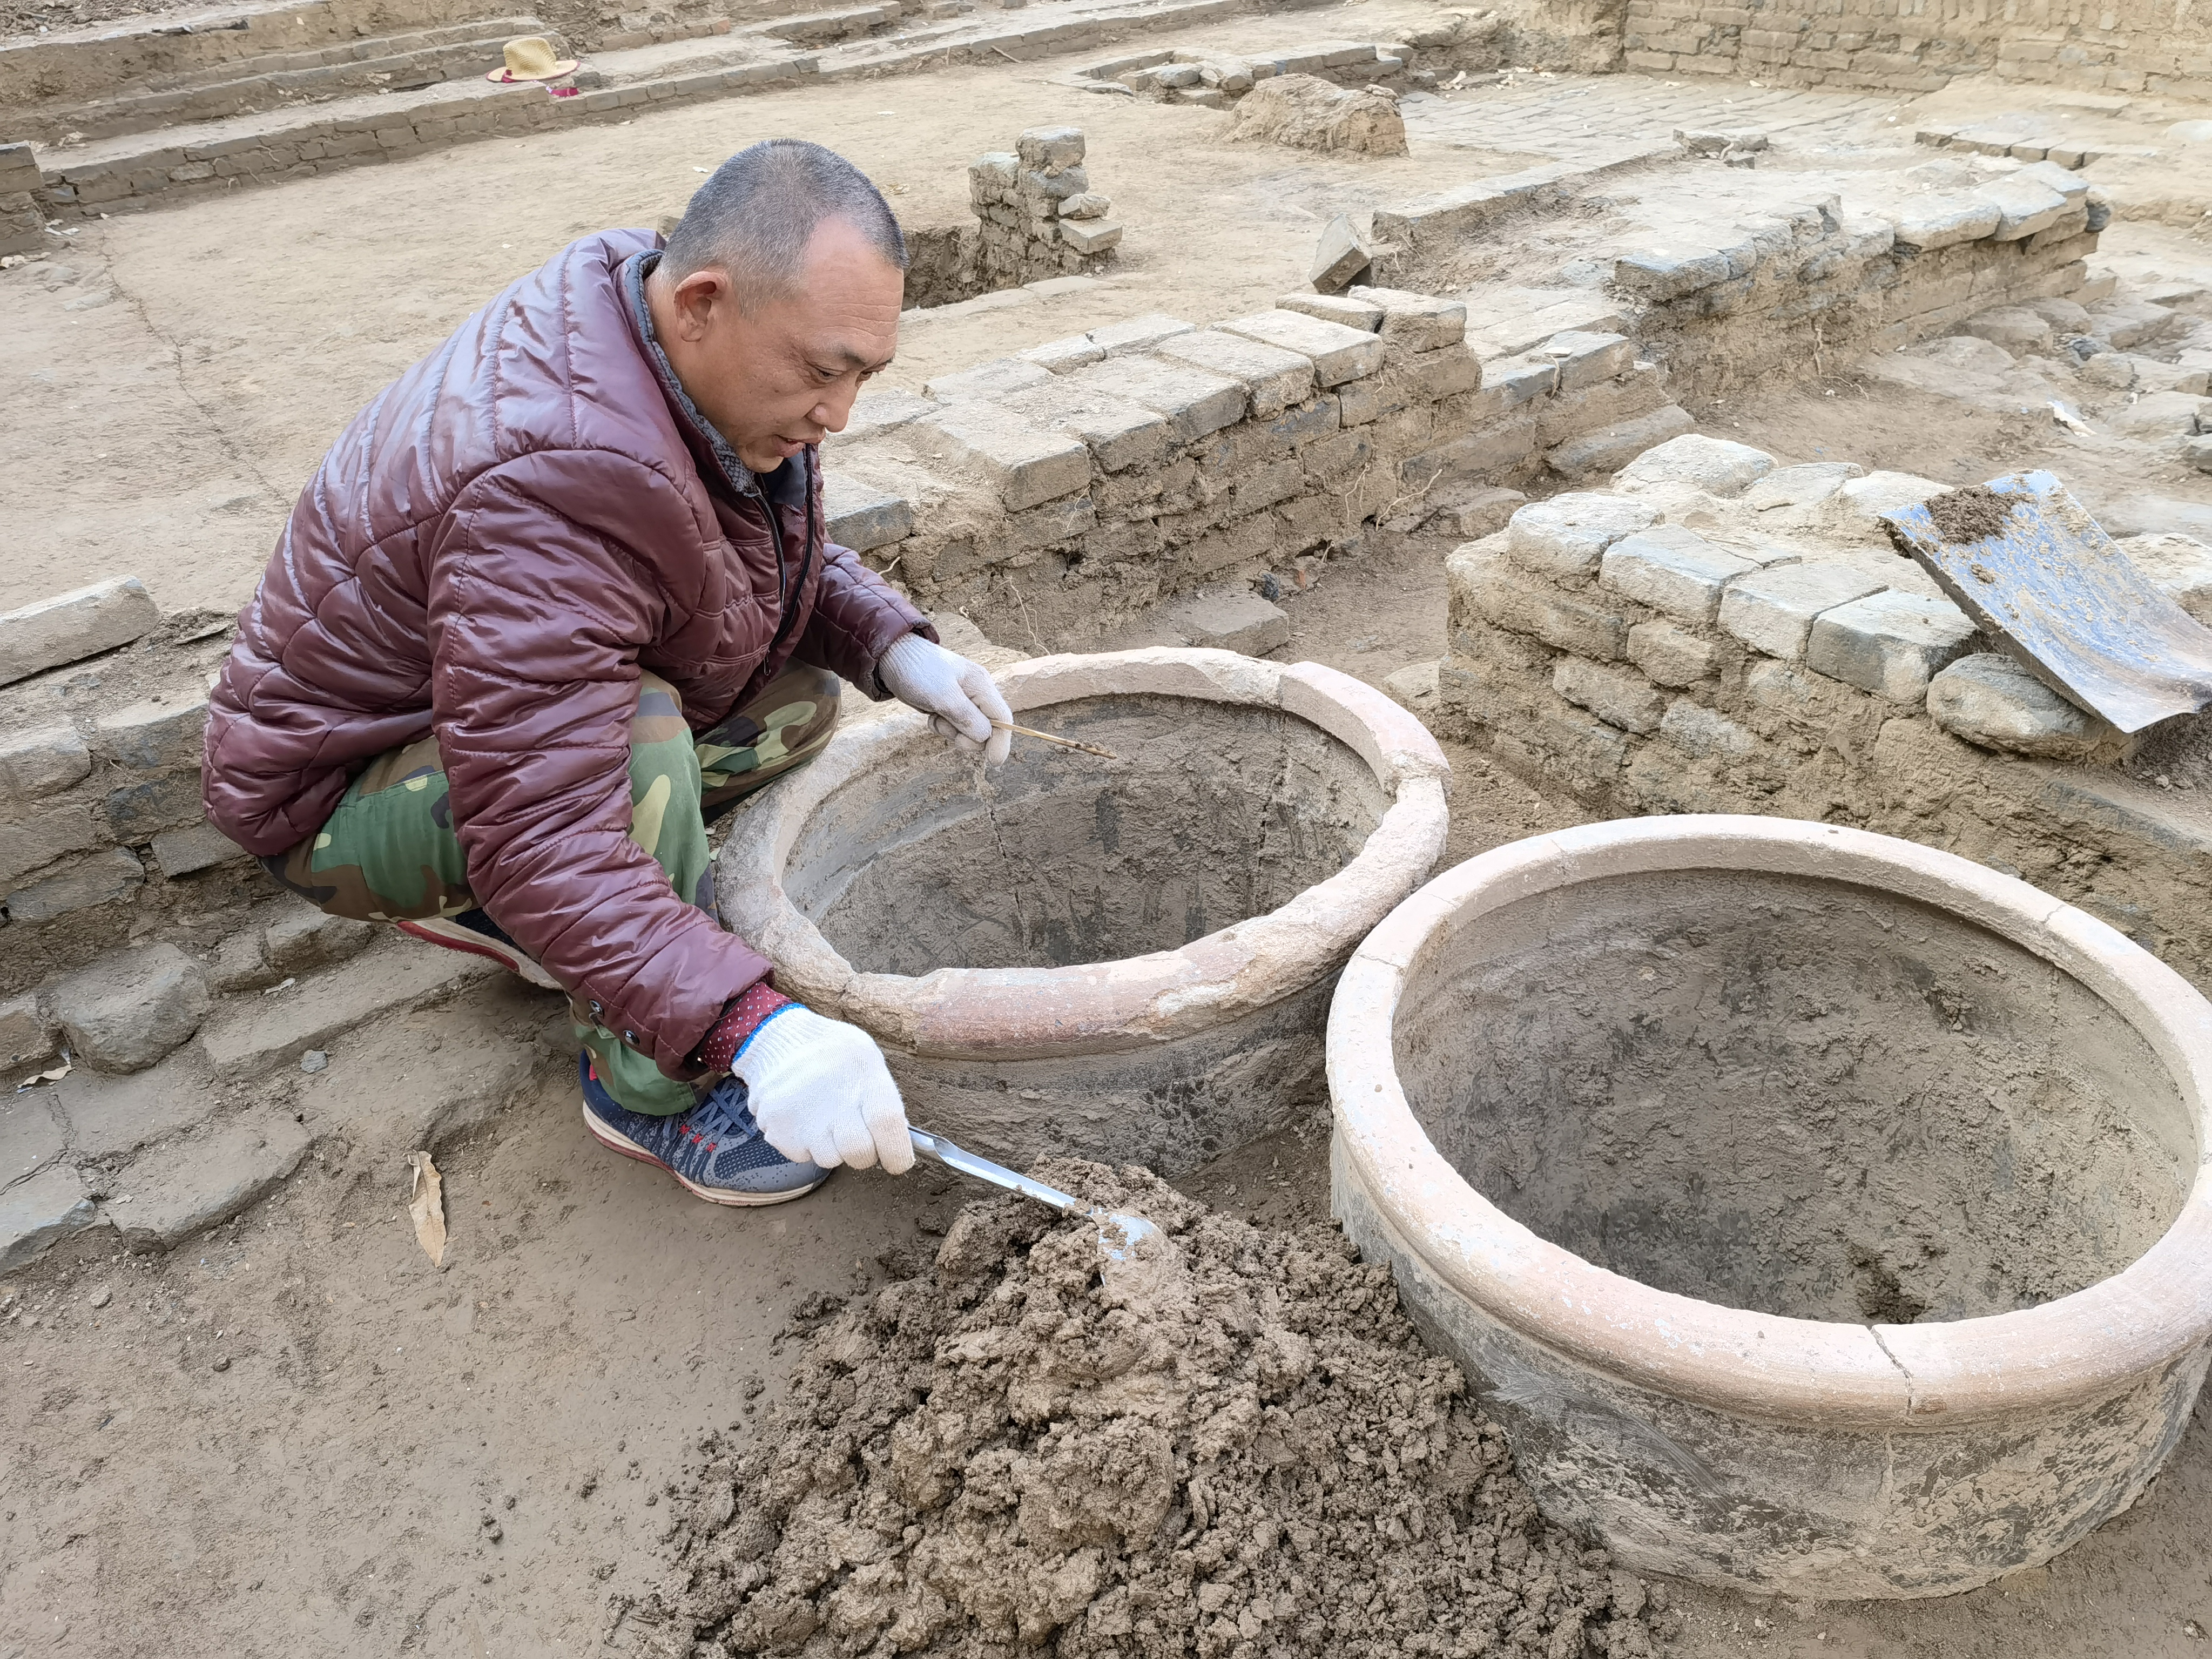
[{"xmin": 408, "ymin": 1151, "xmax": 447, "ymax": 1269}]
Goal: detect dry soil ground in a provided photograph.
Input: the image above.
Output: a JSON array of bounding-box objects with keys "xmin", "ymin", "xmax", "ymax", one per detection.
[{"xmin": 8, "ymin": 14, "xmax": 2212, "ymax": 1657}]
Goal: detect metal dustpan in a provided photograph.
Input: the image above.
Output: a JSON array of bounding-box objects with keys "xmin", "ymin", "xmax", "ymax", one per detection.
[{"xmin": 1881, "ymin": 470, "xmax": 2212, "ymax": 734}]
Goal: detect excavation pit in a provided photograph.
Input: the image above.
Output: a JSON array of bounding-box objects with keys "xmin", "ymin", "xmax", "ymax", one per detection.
[
  {"xmin": 719, "ymin": 647, "xmax": 1451, "ymax": 1175},
  {"xmin": 1329, "ymin": 817, "xmax": 2212, "ymax": 1600}
]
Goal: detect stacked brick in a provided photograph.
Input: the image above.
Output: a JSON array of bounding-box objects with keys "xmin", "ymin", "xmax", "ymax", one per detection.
[
  {"xmin": 819, "ymin": 288, "xmax": 1689, "ymax": 645},
  {"xmin": 1620, "ymin": 0, "xmax": 2211, "ymax": 97},
  {"xmin": 1550, "ymin": 173, "xmax": 2097, "ymax": 403},
  {"xmin": 1437, "ymin": 433, "xmax": 2212, "ymax": 975},
  {"xmin": 0, "ymin": 145, "xmax": 42, "ymax": 259},
  {"xmin": 0, "ymin": 579, "xmax": 265, "ymax": 1010},
  {"xmin": 966, "ymin": 126, "xmax": 1121, "ymax": 285}
]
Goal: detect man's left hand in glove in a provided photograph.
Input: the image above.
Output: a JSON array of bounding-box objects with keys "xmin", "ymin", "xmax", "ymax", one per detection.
[{"xmin": 877, "ymin": 633, "xmax": 1013, "ymax": 765}]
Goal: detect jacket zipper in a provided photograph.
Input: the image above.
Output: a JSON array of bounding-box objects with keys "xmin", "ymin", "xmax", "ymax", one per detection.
[{"xmin": 760, "ymin": 447, "xmax": 815, "ymax": 663}]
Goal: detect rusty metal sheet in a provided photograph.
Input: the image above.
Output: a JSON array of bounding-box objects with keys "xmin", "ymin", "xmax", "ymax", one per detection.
[{"xmin": 1881, "ymin": 470, "xmax": 2212, "ymax": 734}]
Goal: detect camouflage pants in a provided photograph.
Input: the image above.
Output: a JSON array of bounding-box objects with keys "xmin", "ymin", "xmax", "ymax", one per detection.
[{"xmin": 263, "ymin": 666, "xmax": 840, "ymax": 1116}]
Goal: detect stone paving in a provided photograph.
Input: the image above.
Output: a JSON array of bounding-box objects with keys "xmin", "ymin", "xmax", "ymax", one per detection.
[{"xmin": 1401, "ymin": 71, "xmax": 1904, "ymax": 163}]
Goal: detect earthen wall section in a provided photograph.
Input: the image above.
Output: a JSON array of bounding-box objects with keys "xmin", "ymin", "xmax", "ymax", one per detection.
[{"xmin": 1620, "ymin": 0, "xmax": 2212, "ymax": 96}]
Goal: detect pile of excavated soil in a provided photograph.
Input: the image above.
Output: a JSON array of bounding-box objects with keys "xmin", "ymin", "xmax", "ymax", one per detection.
[
  {"xmin": 1224, "ymin": 74, "xmax": 1410, "ymax": 157},
  {"xmin": 643, "ymin": 1163, "xmax": 1675, "ymax": 1657}
]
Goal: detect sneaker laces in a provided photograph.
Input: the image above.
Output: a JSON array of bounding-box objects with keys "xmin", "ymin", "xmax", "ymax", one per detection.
[{"xmin": 689, "ymin": 1072, "xmax": 761, "ymax": 1143}]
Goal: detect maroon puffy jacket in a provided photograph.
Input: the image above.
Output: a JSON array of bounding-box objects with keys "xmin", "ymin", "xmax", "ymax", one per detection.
[{"xmin": 204, "ymin": 228, "xmax": 928, "ymax": 1077}]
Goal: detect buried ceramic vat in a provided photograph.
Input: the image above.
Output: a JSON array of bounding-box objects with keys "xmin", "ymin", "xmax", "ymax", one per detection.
[
  {"xmin": 1327, "ymin": 814, "xmax": 2212, "ymax": 1599},
  {"xmin": 717, "ymin": 647, "xmax": 1450, "ymax": 1175}
]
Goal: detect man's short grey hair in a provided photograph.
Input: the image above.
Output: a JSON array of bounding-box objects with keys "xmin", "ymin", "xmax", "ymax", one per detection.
[{"xmin": 663, "ymin": 138, "xmax": 907, "ymax": 307}]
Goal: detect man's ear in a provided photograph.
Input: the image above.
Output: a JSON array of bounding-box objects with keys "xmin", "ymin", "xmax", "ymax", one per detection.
[{"xmin": 669, "ymin": 267, "xmax": 732, "ymax": 342}]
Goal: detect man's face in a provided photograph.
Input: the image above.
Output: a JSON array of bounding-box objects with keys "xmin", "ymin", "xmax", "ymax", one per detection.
[{"xmin": 651, "ymin": 217, "xmax": 903, "ymax": 475}]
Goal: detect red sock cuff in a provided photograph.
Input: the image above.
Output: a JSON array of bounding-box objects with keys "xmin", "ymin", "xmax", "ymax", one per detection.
[{"xmin": 691, "ymin": 981, "xmax": 795, "ymax": 1074}]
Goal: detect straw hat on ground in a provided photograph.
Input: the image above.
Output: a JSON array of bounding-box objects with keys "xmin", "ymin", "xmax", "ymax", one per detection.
[{"xmin": 486, "ymin": 36, "xmax": 580, "ymax": 82}]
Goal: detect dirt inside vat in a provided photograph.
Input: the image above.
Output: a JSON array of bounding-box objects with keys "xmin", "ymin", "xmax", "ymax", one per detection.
[
  {"xmin": 643, "ymin": 1165, "xmax": 1675, "ymax": 1657},
  {"xmin": 1391, "ymin": 869, "xmax": 2196, "ymax": 1324},
  {"xmin": 785, "ymin": 694, "xmax": 1393, "ymax": 975}
]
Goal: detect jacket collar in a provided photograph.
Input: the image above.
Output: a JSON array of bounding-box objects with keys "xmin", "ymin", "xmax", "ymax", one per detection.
[{"xmin": 621, "ymin": 248, "xmax": 806, "ymax": 511}]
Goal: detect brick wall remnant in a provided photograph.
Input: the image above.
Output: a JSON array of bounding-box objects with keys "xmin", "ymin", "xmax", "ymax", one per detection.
[
  {"xmin": 1619, "ymin": 0, "xmax": 2211, "ymax": 98},
  {"xmin": 823, "ymin": 286, "xmax": 1692, "ymax": 649},
  {"xmin": 967, "ymin": 126, "xmax": 1121, "ymax": 287},
  {"xmin": 1433, "ymin": 433, "xmax": 2212, "ymax": 982}
]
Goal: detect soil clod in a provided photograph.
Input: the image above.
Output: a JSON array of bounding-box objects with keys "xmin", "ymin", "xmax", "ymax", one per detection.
[{"xmin": 1923, "ymin": 485, "xmax": 2019, "ymax": 546}]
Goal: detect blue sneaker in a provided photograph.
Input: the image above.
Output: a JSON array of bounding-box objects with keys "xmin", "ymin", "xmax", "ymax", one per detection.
[{"xmin": 578, "ymin": 1053, "xmax": 829, "ymax": 1206}]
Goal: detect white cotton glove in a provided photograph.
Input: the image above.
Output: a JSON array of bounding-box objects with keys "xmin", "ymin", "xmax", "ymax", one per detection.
[
  {"xmin": 876, "ymin": 632, "xmax": 1014, "ymax": 766},
  {"xmin": 735, "ymin": 1006, "xmax": 914, "ymax": 1174}
]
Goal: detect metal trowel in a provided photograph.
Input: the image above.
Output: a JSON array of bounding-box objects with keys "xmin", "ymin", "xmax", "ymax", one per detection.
[{"xmin": 908, "ymin": 1128, "xmax": 1164, "ymax": 1263}]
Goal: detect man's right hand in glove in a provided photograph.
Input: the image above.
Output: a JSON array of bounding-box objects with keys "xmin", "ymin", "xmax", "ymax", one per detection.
[{"xmin": 734, "ymin": 1005, "xmax": 915, "ymax": 1174}]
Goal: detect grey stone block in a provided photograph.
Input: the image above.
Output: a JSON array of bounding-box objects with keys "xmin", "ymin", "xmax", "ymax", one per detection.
[
  {"xmin": 823, "ymin": 475, "xmax": 915, "ymax": 551},
  {"xmin": 1424, "ymin": 484, "xmax": 1525, "ymax": 539},
  {"xmin": 1159, "ymin": 588, "xmax": 1291, "ymax": 656},
  {"xmin": 1022, "ymin": 333, "xmax": 1105, "ymax": 373},
  {"xmin": 1745, "ymin": 461, "xmax": 1864, "ymax": 512},
  {"xmin": 262, "ymin": 907, "xmax": 375, "ymax": 976},
  {"xmin": 1479, "ymin": 355, "xmax": 1559, "ymax": 408},
  {"xmin": 1310, "ymin": 214, "xmax": 1371, "ymax": 293},
  {"xmin": 1614, "ymin": 433, "xmax": 1778, "ymax": 499},
  {"xmin": 1660, "ymin": 698, "xmax": 1756, "ymax": 758},
  {"xmin": 0, "ymin": 803, "xmax": 103, "ymax": 889},
  {"xmin": 1154, "ymin": 329, "xmax": 1316, "ymax": 419},
  {"xmin": 104, "ymin": 772, "xmax": 205, "ymax": 839},
  {"xmin": 112, "ymin": 1114, "xmax": 312, "ymax": 1251},
  {"xmin": 1068, "ymin": 355, "xmax": 1246, "ymax": 443},
  {"xmin": 1546, "ymin": 406, "xmax": 1697, "ymax": 478},
  {"xmin": 149, "ymin": 821, "xmax": 249, "ymax": 878},
  {"xmin": 1975, "ymin": 172, "xmax": 2069, "ymax": 240},
  {"xmin": 1, "ymin": 993, "xmax": 56, "ymax": 1073},
  {"xmin": 1060, "ymin": 219, "xmax": 1123, "ymax": 256},
  {"xmin": 1628, "ymin": 619, "xmax": 1719, "ymax": 687},
  {"xmin": 1601, "ymin": 525, "xmax": 1761, "ymax": 622},
  {"xmin": 923, "ymin": 356, "xmax": 1053, "ymax": 401},
  {"xmin": 0, "ymin": 725, "xmax": 92, "ymax": 799},
  {"xmin": 1806, "ymin": 590, "xmax": 1978, "ymax": 702},
  {"xmin": 1926, "ymin": 653, "xmax": 2107, "ymax": 758},
  {"xmin": 52, "ymin": 943, "xmax": 211, "ymax": 1074},
  {"xmin": 1506, "ymin": 493, "xmax": 1658, "ymax": 579},
  {"xmin": 0, "ymin": 1166, "xmax": 99, "ymax": 1275},
  {"xmin": 1612, "ymin": 247, "xmax": 1734, "ymax": 301},
  {"xmin": 1529, "ymin": 590, "xmax": 1634, "ymax": 662},
  {"xmin": 2121, "ymin": 533, "xmax": 2212, "ymax": 624},
  {"xmin": 1087, "ymin": 314, "xmax": 1193, "ymax": 355},
  {"xmin": 905, "ymin": 404, "xmax": 1092, "ymax": 512},
  {"xmin": 6, "ymin": 847, "xmax": 145, "ymax": 925},
  {"xmin": 1279, "ymin": 292, "xmax": 1381, "ymax": 331},
  {"xmin": 1017, "ymin": 125, "xmax": 1085, "ymax": 170},
  {"xmin": 831, "ymin": 387, "xmax": 936, "ymax": 446},
  {"xmin": 197, "ymin": 936, "xmax": 497, "ymax": 1073},
  {"xmin": 1718, "ymin": 563, "xmax": 1889, "ymax": 660},
  {"xmin": 1219, "ymin": 310, "xmax": 1386, "ymax": 388},
  {"xmin": 1958, "ymin": 307, "xmax": 2053, "ymax": 355},
  {"xmin": 1887, "ymin": 199, "xmax": 2001, "ymax": 253},
  {"xmin": 1382, "ymin": 660, "xmax": 1440, "ymax": 714},
  {"xmin": 0, "ymin": 577, "xmax": 160, "ymax": 687},
  {"xmin": 2, "ymin": 1091, "xmax": 63, "ymax": 1184},
  {"xmin": 1347, "ymin": 285, "xmax": 1467, "ymax": 351},
  {"xmin": 1539, "ymin": 331, "xmax": 1634, "ymax": 391},
  {"xmin": 1554, "ymin": 657, "xmax": 1663, "ymax": 734},
  {"xmin": 997, "ymin": 379, "xmax": 1172, "ymax": 474}
]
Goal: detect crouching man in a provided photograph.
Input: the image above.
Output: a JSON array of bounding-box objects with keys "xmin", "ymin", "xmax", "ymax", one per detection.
[{"xmin": 201, "ymin": 139, "xmax": 1010, "ymax": 1206}]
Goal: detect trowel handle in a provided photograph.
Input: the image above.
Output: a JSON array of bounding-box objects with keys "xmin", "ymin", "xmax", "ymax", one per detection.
[{"xmin": 909, "ymin": 1128, "xmax": 1090, "ymax": 1220}]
